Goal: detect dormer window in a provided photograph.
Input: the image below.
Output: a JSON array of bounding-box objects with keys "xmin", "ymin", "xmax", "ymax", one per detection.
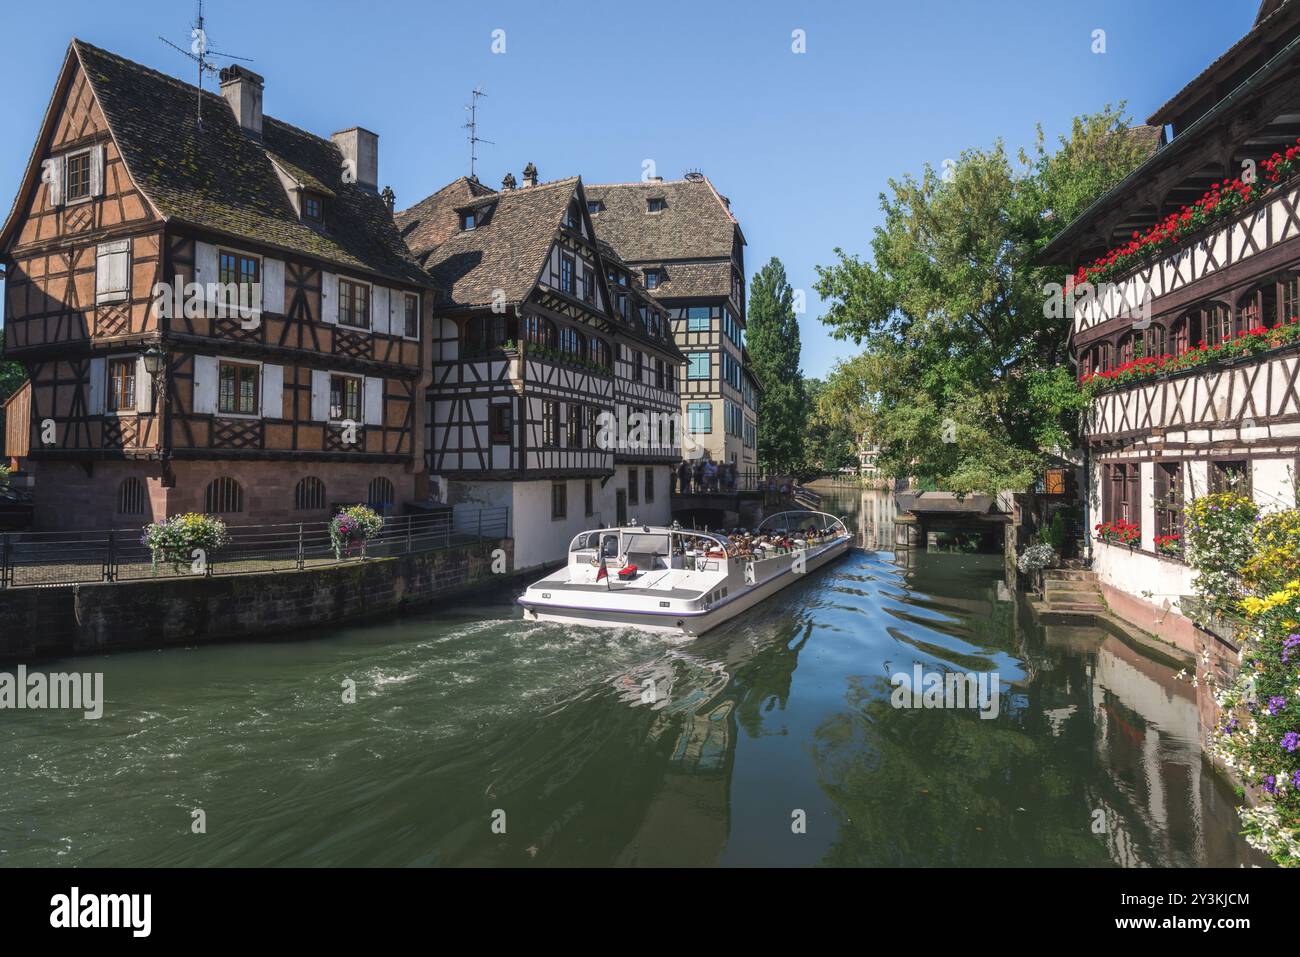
[
  {"xmin": 645, "ymin": 269, "xmax": 660, "ymax": 290},
  {"xmin": 587, "ymin": 200, "xmax": 604, "ymax": 214},
  {"xmin": 303, "ymin": 192, "xmax": 324, "ymax": 223},
  {"xmin": 461, "ymin": 211, "xmax": 476, "ymax": 230},
  {"xmin": 646, "ymin": 197, "xmax": 666, "ymax": 213},
  {"xmin": 566, "ymin": 200, "xmax": 582, "ymax": 229}
]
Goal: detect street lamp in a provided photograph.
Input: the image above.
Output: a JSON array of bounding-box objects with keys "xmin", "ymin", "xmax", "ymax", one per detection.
[{"xmin": 140, "ymin": 344, "xmax": 165, "ymax": 378}]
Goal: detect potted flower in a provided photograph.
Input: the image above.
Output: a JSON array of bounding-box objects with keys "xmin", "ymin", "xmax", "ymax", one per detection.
[
  {"xmin": 1094, "ymin": 519, "xmax": 1140, "ymax": 546},
  {"xmin": 329, "ymin": 504, "xmax": 384, "ymax": 559},
  {"xmin": 1154, "ymin": 533, "xmax": 1182, "ymax": 557},
  {"xmin": 141, "ymin": 512, "xmax": 230, "ymax": 574}
]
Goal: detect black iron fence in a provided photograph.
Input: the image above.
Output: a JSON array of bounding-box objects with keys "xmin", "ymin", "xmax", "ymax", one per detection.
[
  {"xmin": 669, "ymin": 469, "xmax": 822, "ymax": 505},
  {"xmin": 0, "ymin": 506, "xmax": 510, "ymax": 588}
]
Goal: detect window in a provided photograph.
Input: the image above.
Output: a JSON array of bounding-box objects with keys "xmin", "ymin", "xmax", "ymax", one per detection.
[
  {"xmin": 1238, "ymin": 282, "xmax": 1278, "ymax": 332},
  {"xmin": 204, "ymin": 476, "xmax": 243, "ymax": 514},
  {"xmin": 587, "ymin": 200, "xmax": 604, "ymax": 214},
  {"xmin": 489, "ymin": 403, "xmax": 512, "ymax": 444},
  {"xmin": 367, "ymin": 477, "xmax": 395, "ymax": 510},
  {"xmin": 1205, "ymin": 302, "xmax": 1232, "ymax": 344},
  {"xmin": 1043, "ymin": 469, "xmax": 1067, "ymax": 496},
  {"xmin": 95, "ymin": 240, "xmax": 130, "ymax": 305},
  {"xmin": 567, "ymin": 403, "xmax": 583, "ymax": 448},
  {"xmin": 687, "ymin": 353, "xmax": 710, "ymax": 379},
  {"xmin": 522, "ymin": 314, "xmax": 557, "ymax": 349},
  {"xmin": 330, "ymin": 374, "xmax": 362, "ymax": 421},
  {"xmin": 303, "ymin": 193, "xmax": 324, "ymax": 222},
  {"xmin": 295, "ymin": 476, "xmax": 326, "ymax": 511},
  {"xmin": 581, "ymin": 266, "xmax": 595, "ymax": 304},
  {"xmin": 1210, "ymin": 459, "xmax": 1251, "ymax": 496},
  {"xmin": 617, "ymin": 293, "xmax": 629, "ymax": 321},
  {"xmin": 647, "ymin": 197, "xmax": 666, "ymax": 213},
  {"xmin": 1154, "ymin": 462, "xmax": 1184, "ymax": 550},
  {"xmin": 218, "ymin": 249, "xmax": 259, "ymax": 316},
  {"xmin": 464, "ymin": 314, "xmax": 516, "ymax": 357},
  {"xmin": 338, "ymin": 279, "xmax": 370, "ymax": 329},
  {"xmin": 404, "ymin": 293, "xmax": 419, "ymax": 339},
  {"xmin": 1171, "ymin": 311, "xmax": 1200, "ymax": 355},
  {"xmin": 1280, "ymin": 275, "xmax": 1300, "ymax": 325},
  {"xmin": 218, "ymin": 361, "xmax": 259, "ymax": 416},
  {"xmin": 634, "ymin": 350, "xmax": 644, "ymax": 383},
  {"xmin": 591, "ymin": 338, "xmax": 612, "ymax": 370},
  {"xmin": 461, "ymin": 211, "xmax": 476, "ymax": 230},
  {"xmin": 655, "ymin": 358, "xmax": 667, "ymax": 391},
  {"xmin": 628, "ymin": 466, "xmax": 639, "ymax": 505},
  {"xmin": 65, "ymin": 150, "xmax": 91, "ymax": 202},
  {"xmin": 551, "ymin": 482, "xmax": 567, "ymax": 520},
  {"xmin": 1103, "ymin": 463, "xmax": 1140, "ymax": 532},
  {"xmin": 645, "ymin": 270, "xmax": 659, "ymax": 290},
  {"xmin": 116, "ymin": 477, "xmax": 146, "ymax": 515},
  {"xmin": 688, "ymin": 402, "xmax": 712, "ymax": 434},
  {"xmin": 1117, "ymin": 332, "xmax": 1137, "ymax": 365},
  {"xmin": 644, "ymin": 468, "xmax": 654, "ymax": 503},
  {"xmin": 584, "ymin": 479, "xmax": 594, "ymax": 517},
  {"xmin": 107, "ymin": 357, "xmax": 136, "ymax": 412},
  {"xmin": 560, "ymin": 254, "xmax": 575, "ymax": 295},
  {"xmin": 687, "ymin": 306, "xmax": 711, "ymax": 331},
  {"xmin": 587, "ymin": 405, "xmax": 600, "ymax": 449},
  {"xmin": 566, "ymin": 200, "xmax": 582, "ymax": 230},
  {"xmin": 559, "ymin": 326, "xmax": 586, "ymax": 360},
  {"xmin": 543, "ymin": 400, "xmax": 560, "ymax": 447}
]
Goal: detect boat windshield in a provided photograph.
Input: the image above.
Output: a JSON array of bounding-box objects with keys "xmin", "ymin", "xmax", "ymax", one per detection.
[{"xmin": 569, "ymin": 531, "xmax": 622, "ymax": 557}]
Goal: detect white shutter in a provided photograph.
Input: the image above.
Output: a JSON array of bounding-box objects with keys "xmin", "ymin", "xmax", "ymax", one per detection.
[
  {"xmin": 320, "ymin": 271, "xmax": 338, "ymax": 324},
  {"xmin": 310, "ymin": 369, "xmax": 330, "ymax": 421},
  {"xmin": 193, "ymin": 355, "xmax": 218, "ymax": 415},
  {"xmin": 260, "ymin": 363, "xmax": 283, "ymax": 418},
  {"xmin": 134, "ymin": 356, "xmax": 153, "ymax": 412},
  {"xmin": 89, "ymin": 144, "xmax": 105, "ymax": 197},
  {"xmin": 390, "ymin": 291, "xmax": 403, "ymax": 337},
  {"xmin": 262, "ymin": 258, "xmax": 285, "ymax": 313},
  {"xmin": 363, "ymin": 376, "xmax": 384, "ymax": 426},
  {"xmin": 95, "ymin": 239, "xmax": 131, "ymax": 304},
  {"xmin": 372, "ymin": 286, "xmax": 390, "ymax": 335},
  {"xmin": 195, "ymin": 241, "xmax": 218, "ymax": 294},
  {"xmin": 87, "ymin": 357, "xmax": 106, "ymax": 415},
  {"xmin": 46, "ymin": 155, "xmax": 64, "ymax": 207}
]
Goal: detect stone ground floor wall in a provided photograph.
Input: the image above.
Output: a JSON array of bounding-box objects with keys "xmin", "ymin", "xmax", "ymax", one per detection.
[
  {"xmin": 0, "ymin": 538, "xmax": 511, "ymax": 664},
  {"xmin": 442, "ymin": 467, "xmax": 672, "ymax": 570},
  {"xmin": 30, "ymin": 458, "xmax": 419, "ymax": 530}
]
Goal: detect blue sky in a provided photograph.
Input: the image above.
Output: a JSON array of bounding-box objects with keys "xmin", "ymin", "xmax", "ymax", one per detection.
[{"xmin": 0, "ymin": 0, "xmax": 1258, "ymax": 376}]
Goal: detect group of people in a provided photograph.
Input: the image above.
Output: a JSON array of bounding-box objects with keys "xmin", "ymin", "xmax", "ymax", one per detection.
[
  {"xmin": 676, "ymin": 525, "xmax": 833, "ymax": 562},
  {"xmin": 672, "ymin": 459, "xmax": 739, "ymax": 494}
]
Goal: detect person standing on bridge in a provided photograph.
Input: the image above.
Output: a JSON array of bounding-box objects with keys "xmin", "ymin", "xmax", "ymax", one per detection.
[{"xmin": 677, "ymin": 461, "xmax": 692, "ymax": 494}]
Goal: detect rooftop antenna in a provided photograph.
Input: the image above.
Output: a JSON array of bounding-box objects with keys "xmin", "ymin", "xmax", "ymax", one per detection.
[
  {"xmin": 158, "ymin": 0, "xmax": 254, "ymax": 129},
  {"xmin": 462, "ymin": 87, "xmax": 493, "ymax": 180}
]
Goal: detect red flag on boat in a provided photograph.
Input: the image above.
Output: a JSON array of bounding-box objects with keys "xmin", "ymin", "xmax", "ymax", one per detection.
[{"xmin": 596, "ymin": 553, "xmax": 610, "ymax": 587}]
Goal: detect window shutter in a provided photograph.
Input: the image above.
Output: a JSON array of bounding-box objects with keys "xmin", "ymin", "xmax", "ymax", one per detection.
[
  {"xmin": 46, "ymin": 155, "xmax": 64, "ymax": 207},
  {"xmin": 390, "ymin": 292, "xmax": 404, "ymax": 337},
  {"xmin": 262, "ymin": 258, "xmax": 285, "ymax": 313},
  {"xmin": 320, "ymin": 271, "xmax": 338, "ymax": 324},
  {"xmin": 260, "ymin": 363, "xmax": 283, "ymax": 418},
  {"xmin": 135, "ymin": 356, "xmax": 153, "ymax": 412},
  {"xmin": 193, "ymin": 355, "xmax": 218, "ymax": 415},
  {"xmin": 195, "ymin": 241, "xmax": 218, "ymax": 290},
  {"xmin": 89, "ymin": 144, "xmax": 105, "ymax": 197},
  {"xmin": 372, "ymin": 286, "xmax": 391, "ymax": 334},
  {"xmin": 95, "ymin": 239, "xmax": 131, "ymax": 304},
  {"xmin": 87, "ymin": 357, "xmax": 106, "ymax": 415},
  {"xmin": 364, "ymin": 376, "xmax": 384, "ymax": 426},
  {"xmin": 310, "ymin": 369, "xmax": 330, "ymax": 421}
]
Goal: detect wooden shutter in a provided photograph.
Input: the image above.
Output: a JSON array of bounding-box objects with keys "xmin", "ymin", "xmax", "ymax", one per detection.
[
  {"xmin": 195, "ymin": 242, "xmax": 218, "ymax": 290},
  {"xmin": 46, "ymin": 155, "xmax": 64, "ymax": 207},
  {"xmin": 193, "ymin": 355, "xmax": 218, "ymax": 414},
  {"xmin": 363, "ymin": 376, "xmax": 384, "ymax": 426},
  {"xmin": 89, "ymin": 144, "xmax": 105, "ymax": 197},
  {"xmin": 260, "ymin": 363, "xmax": 283, "ymax": 418},
  {"xmin": 1125, "ymin": 465, "xmax": 1141, "ymax": 527},
  {"xmin": 95, "ymin": 240, "xmax": 131, "ymax": 304},
  {"xmin": 320, "ymin": 271, "xmax": 338, "ymax": 324},
  {"xmin": 391, "ymin": 292, "xmax": 405, "ymax": 337},
  {"xmin": 310, "ymin": 370, "xmax": 330, "ymax": 420},
  {"xmin": 87, "ymin": 357, "xmax": 106, "ymax": 415},
  {"xmin": 372, "ymin": 287, "xmax": 391, "ymax": 334},
  {"xmin": 262, "ymin": 257, "xmax": 285, "ymax": 313},
  {"xmin": 134, "ymin": 356, "xmax": 153, "ymax": 412}
]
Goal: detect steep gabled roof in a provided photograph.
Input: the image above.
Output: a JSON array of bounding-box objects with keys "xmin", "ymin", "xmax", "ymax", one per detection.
[
  {"xmin": 36, "ymin": 40, "xmax": 431, "ymax": 286},
  {"xmin": 401, "ymin": 176, "xmax": 579, "ymax": 309},
  {"xmin": 394, "ymin": 175, "xmax": 497, "ymax": 259},
  {"xmin": 584, "ymin": 176, "xmax": 742, "ymax": 263}
]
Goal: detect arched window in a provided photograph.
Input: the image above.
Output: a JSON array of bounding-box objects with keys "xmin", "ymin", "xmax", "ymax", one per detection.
[
  {"xmin": 294, "ymin": 476, "xmax": 326, "ymax": 511},
  {"xmin": 1143, "ymin": 324, "xmax": 1167, "ymax": 359},
  {"xmin": 463, "ymin": 315, "xmax": 516, "ymax": 357},
  {"xmin": 1204, "ymin": 302, "xmax": 1232, "ymax": 344},
  {"xmin": 367, "ymin": 477, "xmax": 395, "ymax": 511},
  {"xmin": 522, "ymin": 314, "xmax": 557, "ymax": 349},
  {"xmin": 590, "ymin": 338, "xmax": 612, "ymax": 370},
  {"xmin": 116, "ymin": 477, "xmax": 146, "ymax": 515},
  {"xmin": 1238, "ymin": 281, "xmax": 1278, "ymax": 333},
  {"xmin": 204, "ymin": 476, "xmax": 243, "ymax": 514},
  {"xmin": 559, "ymin": 326, "xmax": 586, "ymax": 360},
  {"xmin": 1280, "ymin": 274, "xmax": 1300, "ymax": 324},
  {"xmin": 1170, "ymin": 310, "xmax": 1201, "ymax": 355},
  {"xmin": 1116, "ymin": 331, "xmax": 1137, "ymax": 365}
]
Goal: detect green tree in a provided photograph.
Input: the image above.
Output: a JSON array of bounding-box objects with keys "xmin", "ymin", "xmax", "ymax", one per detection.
[
  {"xmin": 813, "ymin": 106, "xmax": 1151, "ymax": 494},
  {"xmin": 802, "ymin": 376, "xmax": 858, "ymax": 474},
  {"xmin": 747, "ymin": 257, "xmax": 806, "ymax": 473}
]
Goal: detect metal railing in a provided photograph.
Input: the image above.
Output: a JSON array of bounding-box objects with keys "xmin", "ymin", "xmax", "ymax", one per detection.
[
  {"xmin": 0, "ymin": 506, "xmax": 510, "ymax": 588},
  {"xmin": 669, "ymin": 469, "xmax": 821, "ymax": 504}
]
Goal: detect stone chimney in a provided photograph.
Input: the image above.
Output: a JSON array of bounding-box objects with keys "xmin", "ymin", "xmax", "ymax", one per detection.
[
  {"xmin": 522, "ymin": 162, "xmax": 538, "ymax": 188},
  {"xmin": 332, "ymin": 127, "xmax": 379, "ymax": 191},
  {"xmin": 501, "ymin": 172, "xmax": 517, "ymax": 191},
  {"xmin": 220, "ymin": 65, "xmax": 264, "ymax": 138}
]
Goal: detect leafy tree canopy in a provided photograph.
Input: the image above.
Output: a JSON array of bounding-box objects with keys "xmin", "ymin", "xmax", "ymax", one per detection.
[{"xmin": 747, "ymin": 257, "xmax": 807, "ymax": 473}]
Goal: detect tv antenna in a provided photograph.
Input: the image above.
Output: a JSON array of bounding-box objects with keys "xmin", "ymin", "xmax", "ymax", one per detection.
[
  {"xmin": 462, "ymin": 87, "xmax": 493, "ymax": 180},
  {"xmin": 158, "ymin": 0, "xmax": 254, "ymax": 128}
]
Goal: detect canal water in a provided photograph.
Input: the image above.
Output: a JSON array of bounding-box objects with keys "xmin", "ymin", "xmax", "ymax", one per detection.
[{"xmin": 0, "ymin": 489, "xmax": 1264, "ymax": 867}]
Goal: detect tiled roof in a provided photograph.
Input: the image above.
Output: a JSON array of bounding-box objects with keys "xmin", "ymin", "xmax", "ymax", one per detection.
[
  {"xmin": 394, "ymin": 175, "xmax": 497, "ymax": 259},
  {"xmin": 401, "ymin": 177, "xmax": 579, "ymax": 309},
  {"xmin": 72, "ymin": 40, "xmax": 431, "ymax": 287},
  {"xmin": 644, "ymin": 260, "xmax": 733, "ymax": 301},
  {"xmin": 584, "ymin": 177, "xmax": 740, "ymax": 263}
]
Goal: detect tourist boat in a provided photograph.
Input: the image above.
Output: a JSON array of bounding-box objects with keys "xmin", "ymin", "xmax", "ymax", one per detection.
[{"xmin": 518, "ymin": 510, "xmax": 851, "ymax": 636}]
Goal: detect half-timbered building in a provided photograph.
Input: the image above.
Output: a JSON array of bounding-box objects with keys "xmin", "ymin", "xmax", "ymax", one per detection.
[
  {"xmin": 585, "ymin": 175, "xmax": 759, "ymax": 470},
  {"xmin": 1040, "ymin": 0, "xmax": 1300, "ymax": 641},
  {"xmin": 1, "ymin": 41, "xmax": 433, "ymax": 529},
  {"xmin": 396, "ymin": 167, "xmax": 683, "ymax": 569}
]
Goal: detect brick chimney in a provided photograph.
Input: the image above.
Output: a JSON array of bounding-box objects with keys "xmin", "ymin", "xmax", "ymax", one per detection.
[
  {"xmin": 220, "ymin": 65, "xmax": 264, "ymax": 138},
  {"xmin": 522, "ymin": 162, "xmax": 538, "ymax": 188},
  {"xmin": 332, "ymin": 127, "xmax": 379, "ymax": 191}
]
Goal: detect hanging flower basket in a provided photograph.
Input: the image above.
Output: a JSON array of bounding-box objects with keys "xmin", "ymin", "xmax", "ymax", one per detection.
[
  {"xmin": 329, "ymin": 505, "xmax": 384, "ymax": 560},
  {"xmin": 140, "ymin": 513, "xmax": 230, "ymax": 574}
]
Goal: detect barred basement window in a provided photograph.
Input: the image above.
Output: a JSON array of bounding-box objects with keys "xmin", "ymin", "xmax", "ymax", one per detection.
[
  {"xmin": 551, "ymin": 482, "xmax": 567, "ymax": 520},
  {"xmin": 205, "ymin": 476, "xmax": 244, "ymax": 514},
  {"xmin": 295, "ymin": 476, "xmax": 326, "ymax": 511},
  {"xmin": 645, "ymin": 468, "xmax": 654, "ymax": 503},
  {"xmin": 116, "ymin": 477, "xmax": 146, "ymax": 515},
  {"xmin": 367, "ymin": 477, "xmax": 395, "ymax": 510},
  {"xmin": 584, "ymin": 479, "xmax": 594, "ymax": 516},
  {"xmin": 628, "ymin": 466, "xmax": 639, "ymax": 506}
]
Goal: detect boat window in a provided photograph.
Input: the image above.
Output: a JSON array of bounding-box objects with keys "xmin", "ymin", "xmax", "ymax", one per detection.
[
  {"xmin": 601, "ymin": 535, "xmax": 620, "ymax": 557},
  {"xmin": 570, "ymin": 531, "xmax": 602, "ymax": 551},
  {"xmin": 623, "ymin": 533, "xmax": 670, "ymax": 556}
]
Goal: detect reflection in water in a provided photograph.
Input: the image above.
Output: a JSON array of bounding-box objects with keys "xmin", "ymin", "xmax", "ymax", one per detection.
[{"xmin": 0, "ymin": 490, "xmax": 1263, "ymax": 867}]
